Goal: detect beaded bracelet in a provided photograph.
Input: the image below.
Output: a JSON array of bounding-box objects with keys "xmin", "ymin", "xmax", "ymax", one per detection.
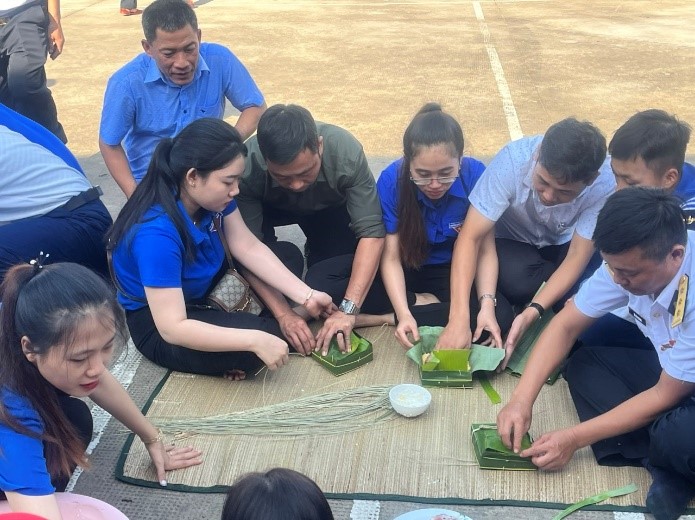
[{"xmin": 142, "ymin": 429, "xmax": 163, "ymax": 445}]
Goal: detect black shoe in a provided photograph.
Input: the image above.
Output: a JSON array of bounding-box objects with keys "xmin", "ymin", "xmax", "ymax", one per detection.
[{"xmin": 643, "ymin": 459, "xmax": 695, "ymax": 520}]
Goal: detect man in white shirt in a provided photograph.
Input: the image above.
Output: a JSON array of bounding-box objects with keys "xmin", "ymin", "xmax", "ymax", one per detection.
[
  {"xmin": 498, "ymin": 187, "xmax": 695, "ymax": 520},
  {"xmin": 438, "ymin": 118, "xmax": 614, "ymax": 356}
]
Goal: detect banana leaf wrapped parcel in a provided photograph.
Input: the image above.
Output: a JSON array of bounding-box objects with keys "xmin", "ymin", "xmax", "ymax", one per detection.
[
  {"xmin": 471, "ymin": 423, "xmax": 537, "ymax": 470},
  {"xmin": 406, "ymin": 326, "xmax": 504, "ymax": 388},
  {"xmin": 312, "ymin": 330, "xmax": 373, "ymax": 376}
]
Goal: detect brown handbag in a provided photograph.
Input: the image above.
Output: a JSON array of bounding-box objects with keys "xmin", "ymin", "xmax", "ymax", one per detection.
[{"xmin": 207, "ymin": 216, "xmax": 264, "ymax": 315}]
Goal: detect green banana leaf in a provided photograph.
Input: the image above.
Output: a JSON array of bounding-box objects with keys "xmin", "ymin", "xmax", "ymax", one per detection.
[
  {"xmin": 551, "ymin": 483, "xmax": 638, "ymax": 519},
  {"xmin": 311, "ymin": 331, "xmax": 373, "ymax": 376},
  {"xmin": 406, "ymin": 327, "xmax": 505, "ymax": 388},
  {"xmin": 471, "ymin": 423, "xmax": 537, "ymax": 470},
  {"xmin": 505, "ymin": 308, "xmax": 562, "ymax": 384}
]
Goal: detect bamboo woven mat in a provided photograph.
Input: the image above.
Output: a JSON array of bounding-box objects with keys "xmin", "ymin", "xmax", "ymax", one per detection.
[{"xmin": 116, "ymin": 325, "xmax": 656, "ymax": 511}]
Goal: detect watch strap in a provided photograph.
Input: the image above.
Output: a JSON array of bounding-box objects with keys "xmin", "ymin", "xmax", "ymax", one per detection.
[
  {"xmin": 526, "ymin": 302, "xmax": 545, "ymax": 317},
  {"xmin": 339, "ymin": 298, "xmax": 361, "ymax": 315}
]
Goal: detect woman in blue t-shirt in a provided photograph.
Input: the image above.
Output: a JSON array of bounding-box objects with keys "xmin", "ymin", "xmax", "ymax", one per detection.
[
  {"xmin": 0, "ymin": 261, "xmax": 201, "ymax": 518},
  {"xmin": 108, "ymin": 118, "xmax": 334, "ymax": 378},
  {"xmin": 375, "ymin": 103, "xmax": 513, "ymax": 349}
]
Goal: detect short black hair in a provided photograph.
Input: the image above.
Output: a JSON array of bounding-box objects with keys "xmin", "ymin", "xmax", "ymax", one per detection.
[
  {"xmin": 256, "ymin": 104, "xmax": 320, "ymax": 165},
  {"xmin": 539, "ymin": 118, "xmax": 607, "ymax": 184},
  {"xmin": 593, "ymin": 187, "xmax": 687, "ymax": 261},
  {"xmin": 609, "ymin": 109, "xmax": 691, "ymax": 177},
  {"xmin": 222, "ymin": 468, "xmax": 334, "ymax": 520},
  {"xmin": 142, "ymin": 0, "xmax": 198, "ymax": 43}
]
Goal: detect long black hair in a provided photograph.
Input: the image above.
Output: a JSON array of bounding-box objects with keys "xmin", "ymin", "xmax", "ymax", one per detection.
[
  {"xmin": 0, "ymin": 262, "xmax": 128, "ymax": 478},
  {"xmin": 107, "ymin": 118, "xmax": 247, "ymax": 260},
  {"xmin": 398, "ymin": 103, "xmax": 464, "ymax": 269}
]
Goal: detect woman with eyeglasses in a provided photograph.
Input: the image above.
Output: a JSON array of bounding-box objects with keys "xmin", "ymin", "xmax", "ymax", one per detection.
[{"xmin": 373, "ymin": 103, "xmax": 513, "ymax": 349}]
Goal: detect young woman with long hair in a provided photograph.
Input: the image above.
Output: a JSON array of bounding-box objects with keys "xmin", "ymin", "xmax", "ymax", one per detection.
[
  {"xmin": 108, "ymin": 118, "xmax": 334, "ymax": 378},
  {"xmin": 375, "ymin": 103, "xmax": 513, "ymax": 348},
  {"xmin": 0, "ymin": 261, "xmax": 201, "ymax": 519}
]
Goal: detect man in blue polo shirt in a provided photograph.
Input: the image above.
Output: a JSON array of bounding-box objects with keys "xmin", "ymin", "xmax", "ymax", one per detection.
[
  {"xmin": 610, "ymin": 109, "xmax": 695, "ymax": 220},
  {"xmin": 99, "ymin": 0, "xmax": 266, "ymax": 198}
]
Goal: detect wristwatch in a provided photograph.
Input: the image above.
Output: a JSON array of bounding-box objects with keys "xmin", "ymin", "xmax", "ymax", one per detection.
[
  {"xmin": 339, "ymin": 298, "xmax": 361, "ymax": 315},
  {"xmin": 479, "ymin": 293, "xmax": 497, "ymax": 306},
  {"xmin": 526, "ymin": 302, "xmax": 545, "ymax": 317}
]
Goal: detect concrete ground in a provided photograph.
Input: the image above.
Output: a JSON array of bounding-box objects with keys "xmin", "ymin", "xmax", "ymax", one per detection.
[{"xmin": 42, "ymin": 0, "xmax": 695, "ymax": 518}]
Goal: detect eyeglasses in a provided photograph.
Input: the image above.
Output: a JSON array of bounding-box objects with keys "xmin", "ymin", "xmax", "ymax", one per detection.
[{"xmin": 409, "ymin": 175, "xmax": 458, "ymax": 186}]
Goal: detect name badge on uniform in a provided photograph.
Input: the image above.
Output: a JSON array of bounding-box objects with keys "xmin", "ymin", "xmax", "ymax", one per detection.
[
  {"xmin": 668, "ymin": 274, "xmax": 689, "ymax": 328},
  {"xmin": 628, "ymin": 307, "xmax": 646, "ymax": 325}
]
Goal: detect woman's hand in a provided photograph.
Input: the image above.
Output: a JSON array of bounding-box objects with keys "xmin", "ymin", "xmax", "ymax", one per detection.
[
  {"xmin": 473, "ymin": 304, "xmax": 502, "ymax": 348},
  {"xmin": 394, "ymin": 313, "xmax": 419, "ymax": 349},
  {"xmin": 435, "ymin": 321, "xmax": 472, "ymax": 350},
  {"xmin": 497, "ymin": 399, "xmax": 533, "ymax": 453},
  {"xmin": 145, "ymin": 440, "xmax": 203, "ymax": 486},
  {"xmin": 251, "ymin": 333, "xmax": 290, "ymax": 370},
  {"xmin": 303, "ymin": 289, "xmax": 337, "ymax": 319}
]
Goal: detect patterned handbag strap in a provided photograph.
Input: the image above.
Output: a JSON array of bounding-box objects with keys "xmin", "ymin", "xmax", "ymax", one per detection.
[
  {"xmin": 212, "ymin": 215, "xmax": 235, "ymax": 268},
  {"xmin": 106, "ymin": 246, "xmax": 148, "ymax": 304}
]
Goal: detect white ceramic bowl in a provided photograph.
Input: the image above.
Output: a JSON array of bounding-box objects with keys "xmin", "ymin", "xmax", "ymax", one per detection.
[{"xmin": 389, "ymin": 383, "xmax": 432, "ymax": 417}]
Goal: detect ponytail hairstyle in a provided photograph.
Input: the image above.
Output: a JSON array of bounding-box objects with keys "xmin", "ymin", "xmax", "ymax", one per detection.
[
  {"xmin": 107, "ymin": 118, "xmax": 248, "ymax": 260},
  {"xmin": 0, "ymin": 262, "xmax": 128, "ymax": 478},
  {"xmin": 398, "ymin": 103, "xmax": 465, "ymax": 269}
]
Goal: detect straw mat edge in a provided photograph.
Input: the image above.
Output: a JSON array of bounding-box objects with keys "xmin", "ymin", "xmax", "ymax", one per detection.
[{"xmin": 116, "ymin": 326, "xmax": 664, "ymax": 513}]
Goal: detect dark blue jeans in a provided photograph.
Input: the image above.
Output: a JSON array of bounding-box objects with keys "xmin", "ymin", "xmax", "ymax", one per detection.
[{"xmin": 0, "ymin": 198, "xmax": 112, "ymax": 284}]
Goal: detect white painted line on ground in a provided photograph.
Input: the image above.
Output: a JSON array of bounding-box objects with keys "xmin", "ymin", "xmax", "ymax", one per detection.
[
  {"xmin": 65, "ymin": 345, "xmax": 144, "ymax": 491},
  {"xmin": 350, "ymin": 500, "xmax": 381, "ymax": 520},
  {"xmin": 472, "ymin": 1, "xmax": 524, "ymax": 140},
  {"xmin": 614, "ymin": 513, "xmax": 645, "ymax": 519}
]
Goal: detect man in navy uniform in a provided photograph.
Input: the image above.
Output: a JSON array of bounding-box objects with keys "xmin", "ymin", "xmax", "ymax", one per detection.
[{"xmin": 498, "ymin": 187, "xmax": 695, "ymax": 520}]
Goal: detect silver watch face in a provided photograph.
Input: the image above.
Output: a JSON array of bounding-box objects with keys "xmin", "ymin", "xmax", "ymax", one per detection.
[{"xmin": 339, "ymin": 299, "xmax": 359, "ymax": 315}]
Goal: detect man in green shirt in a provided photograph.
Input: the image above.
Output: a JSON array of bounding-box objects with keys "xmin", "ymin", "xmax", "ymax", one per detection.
[{"xmin": 236, "ymin": 104, "xmax": 386, "ymax": 356}]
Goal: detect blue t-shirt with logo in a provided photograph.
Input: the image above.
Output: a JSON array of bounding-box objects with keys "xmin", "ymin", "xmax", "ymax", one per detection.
[
  {"xmin": 377, "ymin": 157, "xmax": 485, "ymax": 265},
  {"xmin": 112, "ymin": 200, "xmax": 237, "ymax": 310}
]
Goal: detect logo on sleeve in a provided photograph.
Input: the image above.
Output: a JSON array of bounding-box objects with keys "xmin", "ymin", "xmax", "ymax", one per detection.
[
  {"xmin": 449, "ymin": 221, "xmax": 464, "ymax": 234},
  {"xmin": 660, "ymin": 339, "xmax": 676, "ymax": 351}
]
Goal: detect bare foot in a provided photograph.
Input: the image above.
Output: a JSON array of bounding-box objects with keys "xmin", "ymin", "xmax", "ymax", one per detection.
[
  {"xmin": 414, "ymin": 292, "xmax": 440, "ymax": 305},
  {"xmin": 223, "ymin": 369, "xmax": 246, "ymax": 381}
]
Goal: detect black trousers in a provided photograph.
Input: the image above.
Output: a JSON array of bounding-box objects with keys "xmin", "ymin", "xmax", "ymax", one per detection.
[
  {"xmin": 579, "ymin": 313, "xmax": 653, "ymax": 351},
  {"xmin": 261, "ymin": 203, "xmax": 366, "ymax": 307},
  {"xmin": 126, "ymin": 305, "xmax": 283, "ymax": 376},
  {"xmin": 265, "ymin": 243, "xmax": 366, "ymax": 308},
  {"xmin": 363, "ymin": 262, "xmax": 514, "ymax": 336},
  {"xmin": 565, "ymin": 346, "xmax": 695, "ymax": 483},
  {"xmin": 261, "ymin": 203, "xmax": 358, "ymax": 268},
  {"xmin": 496, "ymin": 238, "xmax": 570, "ymax": 305},
  {"xmin": 53, "ymin": 391, "xmax": 93, "ymax": 491},
  {"xmin": 0, "ymin": 3, "xmax": 66, "ymax": 142}
]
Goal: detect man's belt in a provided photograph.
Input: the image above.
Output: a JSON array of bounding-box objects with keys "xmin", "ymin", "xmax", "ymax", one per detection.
[{"xmin": 63, "ymin": 186, "xmax": 103, "ymax": 211}]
